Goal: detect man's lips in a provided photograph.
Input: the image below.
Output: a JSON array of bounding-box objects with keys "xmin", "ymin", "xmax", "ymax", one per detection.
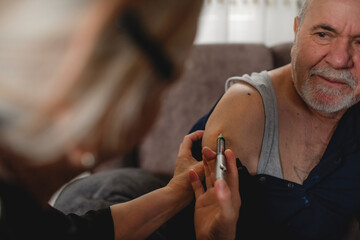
[{"xmin": 314, "ymin": 74, "xmax": 348, "ymax": 87}]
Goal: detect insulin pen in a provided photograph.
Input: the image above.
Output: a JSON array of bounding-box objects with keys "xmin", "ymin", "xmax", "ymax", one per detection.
[{"xmin": 216, "ymin": 133, "xmax": 227, "ymax": 180}]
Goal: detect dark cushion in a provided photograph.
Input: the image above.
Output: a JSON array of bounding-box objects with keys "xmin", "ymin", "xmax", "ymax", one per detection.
[
  {"xmin": 53, "ymin": 168, "xmax": 166, "ymax": 215},
  {"xmin": 270, "ymin": 42, "xmax": 292, "ymax": 68}
]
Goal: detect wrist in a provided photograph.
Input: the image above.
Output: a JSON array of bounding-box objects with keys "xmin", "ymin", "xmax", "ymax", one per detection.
[{"xmin": 165, "ymin": 178, "xmax": 194, "ymax": 206}]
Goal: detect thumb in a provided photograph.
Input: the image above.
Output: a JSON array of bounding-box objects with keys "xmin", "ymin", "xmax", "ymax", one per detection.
[{"xmin": 214, "ymin": 179, "xmax": 234, "ymax": 219}]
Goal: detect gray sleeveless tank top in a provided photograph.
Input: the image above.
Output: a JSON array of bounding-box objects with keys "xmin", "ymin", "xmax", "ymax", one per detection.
[{"xmin": 225, "ymin": 71, "xmax": 283, "ymax": 179}]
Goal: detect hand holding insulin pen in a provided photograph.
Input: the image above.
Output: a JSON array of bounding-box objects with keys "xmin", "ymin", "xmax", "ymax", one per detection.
[{"xmin": 216, "ymin": 133, "xmax": 227, "ymax": 180}]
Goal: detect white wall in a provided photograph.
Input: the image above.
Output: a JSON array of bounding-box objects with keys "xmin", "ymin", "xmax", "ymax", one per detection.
[{"xmin": 195, "ymin": 0, "xmax": 304, "ymax": 46}]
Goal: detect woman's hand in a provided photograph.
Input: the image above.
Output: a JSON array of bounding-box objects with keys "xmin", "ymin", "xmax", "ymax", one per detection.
[
  {"xmin": 166, "ymin": 130, "xmax": 205, "ymax": 202},
  {"xmin": 189, "ymin": 147, "xmax": 241, "ymax": 240},
  {"xmin": 112, "ymin": 131, "xmax": 205, "ymax": 240}
]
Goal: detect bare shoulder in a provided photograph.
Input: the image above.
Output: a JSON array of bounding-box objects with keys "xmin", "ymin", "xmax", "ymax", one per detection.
[{"xmin": 202, "ymin": 81, "xmax": 265, "ymax": 174}]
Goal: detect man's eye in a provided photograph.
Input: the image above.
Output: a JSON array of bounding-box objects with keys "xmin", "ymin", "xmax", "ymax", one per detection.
[
  {"xmin": 316, "ymin": 32, "xmax": 328, "ymax": 38},
  {"xmin": 312, "ymin": 32, "xmax": 332, "ymax": 45},
  {"xmin": 354, "ymin": 39, "xmax": 360, "ymax": 51}
]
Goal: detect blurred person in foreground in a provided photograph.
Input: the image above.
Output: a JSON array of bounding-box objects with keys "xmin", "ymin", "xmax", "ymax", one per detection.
[{"xmin": 0, "ymin": 0, "xmax": 240, "ymax": 239}]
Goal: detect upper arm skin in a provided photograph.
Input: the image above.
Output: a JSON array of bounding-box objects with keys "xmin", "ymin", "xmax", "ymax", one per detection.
[{"xmin": 202, "ymin": 82, "xmax": 265, "ymax": 175}]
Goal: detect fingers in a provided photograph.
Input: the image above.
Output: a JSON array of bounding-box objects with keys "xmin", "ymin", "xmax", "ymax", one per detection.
[
  {"xmin": 202, "ymin": 146, "xmax": 216, "ymax": 160},
  {"xmin": 202, "ymin": 146, "xmax": 216, "ymax": 188},
  {"xmin": 178, "ymin": 131, "xmax": 204, "ymax": 157},
  {"xmin": 214, "ymin": 179, "xmax": 235, "ymax": 221},
  {"xmin": 224, "ymin": 149, "xmax": 239, "ymax": 193},
  {"xmin": 189, "ymin": 170, "xmax": 204, "ymax": 200},
  {"xmin": 191, "ymin": 161, "xmax": 205, "ymax": 180},
  {"xmin": 203, "ymin": 156, "xmax": 213, "ymax": 188},
  {"xmin": 174, "ymin": 131, "xmax": 204, "ymax": 177}
]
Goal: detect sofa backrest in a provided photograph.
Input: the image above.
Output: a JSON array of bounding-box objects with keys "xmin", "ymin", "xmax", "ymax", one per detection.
[{"xmin": 138, "ymin": 43, "xmax": 292, "ymax": 176}]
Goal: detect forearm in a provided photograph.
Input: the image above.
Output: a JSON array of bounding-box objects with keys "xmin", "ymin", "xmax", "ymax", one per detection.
[
  {"xmin": 110, "ymin": 186, "xmax": 192, "ymax": 240},
  {"xmin": 110, "ymin": 131, "xmax": 205, "ymax": 240}
]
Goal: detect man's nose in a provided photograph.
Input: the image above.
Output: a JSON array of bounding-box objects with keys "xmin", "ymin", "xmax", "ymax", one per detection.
[{"xmin": 325, "ymin": 39, "xmax": 354, "ymax": 69}]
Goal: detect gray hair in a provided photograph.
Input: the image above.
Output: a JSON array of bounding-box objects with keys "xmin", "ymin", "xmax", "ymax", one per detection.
[
  {"xmin": 0, "ymin": 0, "xmax": 202, "ymax": 164},
  {"xmin": 297, "ymin": 0, "xmax": 312, "ymax": 31}
]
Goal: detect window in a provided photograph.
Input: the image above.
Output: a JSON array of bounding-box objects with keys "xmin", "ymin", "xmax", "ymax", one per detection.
[{"xmin": 195, "ymin": 0, "xmax": 303, "ymax": 46}]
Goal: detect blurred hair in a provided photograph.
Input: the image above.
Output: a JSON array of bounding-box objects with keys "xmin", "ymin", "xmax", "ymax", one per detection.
[
  {"xmin": 297, "ymin": 0, "xmax": 312, "ymax": 31},
  {"xmin": 0, "ymin": 0, "xmax": 202, "ymax": 164}
]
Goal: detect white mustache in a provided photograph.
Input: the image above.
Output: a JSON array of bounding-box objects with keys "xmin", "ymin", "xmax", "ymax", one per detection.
[{"xmin": 310, "ymin": 67, "xmax": 356, "ymax": 90}]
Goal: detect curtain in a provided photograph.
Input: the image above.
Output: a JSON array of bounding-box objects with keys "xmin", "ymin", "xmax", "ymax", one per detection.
[{"xmin": 195, "ymin": 0, "xmax": 304, "ymax": 46}]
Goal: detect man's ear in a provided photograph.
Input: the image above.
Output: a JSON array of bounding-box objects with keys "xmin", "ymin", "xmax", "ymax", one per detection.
[
  {"xmin": 291, "ymin": 16, "xmax": 300, "ymax": 57},
  {"xmin": 294, "ymin": 16, "xmax": 299, "ymax": 35}
]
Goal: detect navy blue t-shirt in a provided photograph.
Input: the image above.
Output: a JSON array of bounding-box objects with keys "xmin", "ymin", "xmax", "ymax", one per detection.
[{"xmin": 189, "ymin": 100, "xmax": 360, "ymax": 240}]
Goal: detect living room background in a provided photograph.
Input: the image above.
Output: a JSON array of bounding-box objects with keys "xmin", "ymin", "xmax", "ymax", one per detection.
[{"xmin": 195, "ymin": 0, "xmax": 304, "ymax": 46}]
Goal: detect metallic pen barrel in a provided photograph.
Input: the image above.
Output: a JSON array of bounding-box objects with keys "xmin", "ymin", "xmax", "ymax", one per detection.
[{"xmin": 216, "ymin": 133, "xmax": 227, "ymax": 180}]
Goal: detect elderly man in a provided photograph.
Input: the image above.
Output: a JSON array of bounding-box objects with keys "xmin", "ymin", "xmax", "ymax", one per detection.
[{"xmin": 188, "ymin": 0, "xmax": 360, "ymax": 239}]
